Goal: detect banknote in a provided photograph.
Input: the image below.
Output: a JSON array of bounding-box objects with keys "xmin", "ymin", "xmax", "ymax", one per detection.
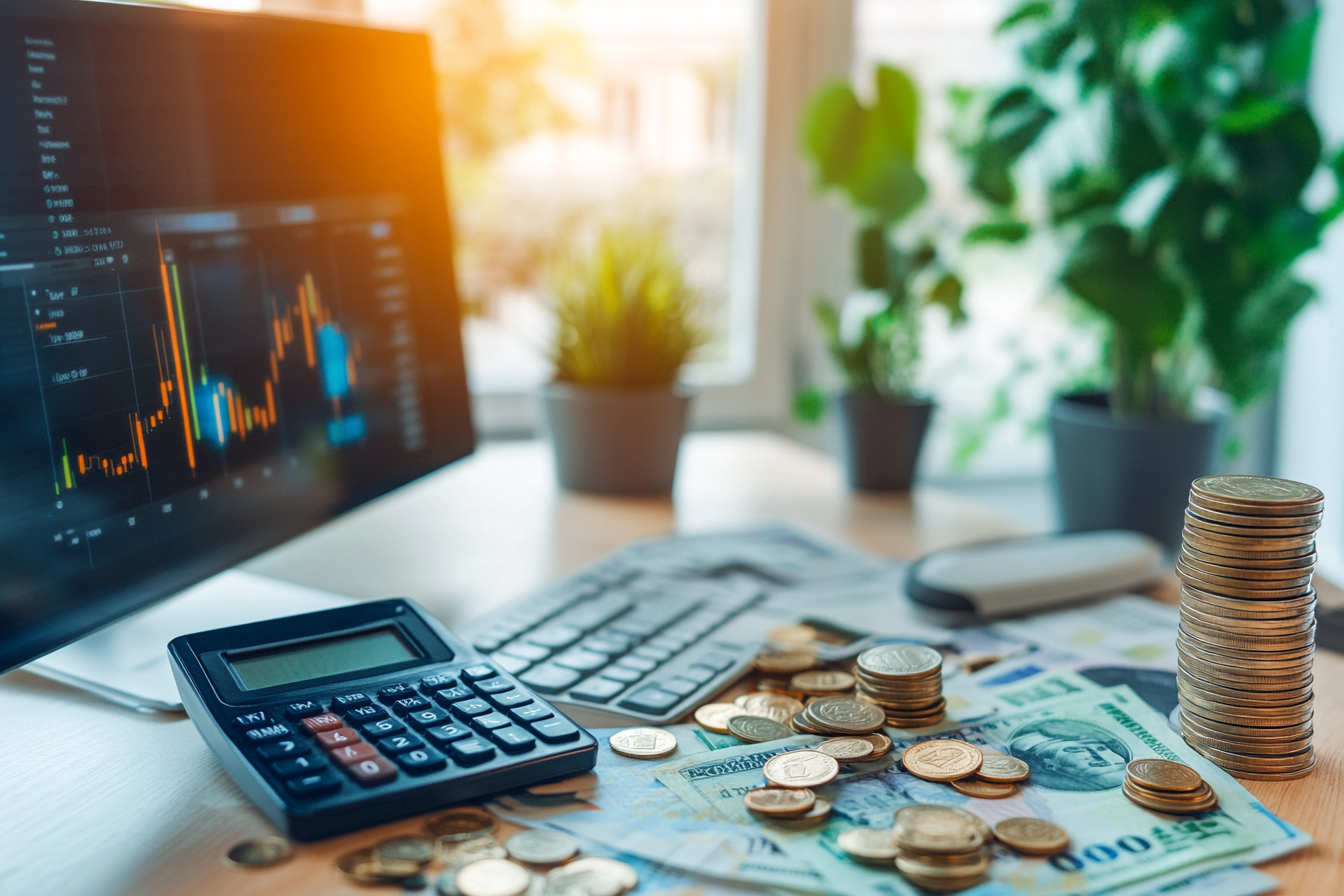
[{"xmin": 654, "ymin": 687, "xmax": 1307, "ymax": 896}]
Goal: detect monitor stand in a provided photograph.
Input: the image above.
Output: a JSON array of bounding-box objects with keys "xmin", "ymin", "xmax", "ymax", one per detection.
[{"xmin": 24, "ymin": 570, "xmax": 354, "ymax": 713}]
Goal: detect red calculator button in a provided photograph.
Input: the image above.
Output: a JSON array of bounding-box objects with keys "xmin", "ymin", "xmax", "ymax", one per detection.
[
  {"xmin": 302, "ymin": 713, "xmax": 344, "ymax": 734},
  {"xmin": 329, "ymin": 741, "xmax": 379, "ymax": 766},
  {"xmin": 316, "ymin": 726, "xmax": 360, "ymax": 749},
  {"xmin": 346, "ymin": 756, "xmax": 398, "ymax": 786}
]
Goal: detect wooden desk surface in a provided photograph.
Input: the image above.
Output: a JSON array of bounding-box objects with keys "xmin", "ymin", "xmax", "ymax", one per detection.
[{"xmin": 1, "ymin": 432, "xmax": 1338, "ymax": 895}]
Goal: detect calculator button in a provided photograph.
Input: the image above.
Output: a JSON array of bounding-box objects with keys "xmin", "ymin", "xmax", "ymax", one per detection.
[
  {"xmin": 490, "ymin": 726, "xmax": 537, "ymax": 754},
  {"xmin": 257, "ymin": 738, "xmax": 309, "ymax": 759},
  {"xmin": 362, "ymin": 718, "xmax": 407, "ymax": 739},
  {"xmin": 301, "ymin": 713, "xmax": 344, "ymax": 734},
  {"xmin": 391, "ymin": 695, "xmax": 431, "ymax": 716},
  {"xmin": 471, "ymin": 676, "xmax": 514, "ymax": 695},
  {"xmin": 461, "ymin": 664, "xmax": 496, "ymax": 682},
  {"xmin": 329, "ymin": 742, "xmax": 379, "ymax": 766},
  {"xmin": 378, "ymin": 683, "xmax": 416, "ymax": 701},
  {"xmin": 243, "ymin": 722, "xmax": 293, "ymax": 744},
  {"xmin": 331, "ymin": 693, "xmax": 371, "ymax": 711},
  {"xmin": 423, "ymin": 723, "xmax": 474, "ymax": 747},
  {"xmin": 315, "ymin": 727, "xmax": 361, "ymax": 749},
  {"xmin": 432, "ymin": 686, "xmax": 474, "ymax": 708},
  {"xmin": 345, "ymin": 756, "xmax": 399, "ymax": 786},
  {"xmin": 272, "ymin": 753, "xmax": 328, "ymax": 777},
  {"xmin": 284, "ymin": 700, "xmax": 324, "ymax": 721},
  {"xmin": 507, "ymin": 703, "xmax": 553, "ymax": 725},
  {"xmin": 419, "ymin": 673, "xmax": 458, "ymax": 694},
  {"xmin": 233, "ymin": 710, "xmax": 270, "ymax": 729},
  {"xmin": 530, "ymin": 717, "xmax": 581, "ymax": 744},
  {"xmin": 406, "ymin": 707, "xmax": 453, "ymax": 730},
  {"xmin": 395, "ymin": 748, "xmax": 448, "ymax": 775},
  {"xmin": 487, "ymin": 689, "xmax": 534, "ymax": 710},
  {"xmin": 472, "ymin": 712, "xmax": 512, "ymax": 732},
  {"xmin": 286, "ymin": 770, "xmax": 342, "ymax": 798},
  {"xmin": 447, "ymin": 737, "xmax": 496, "ymax": 766},
  {"xmin": 344, "ymin": 704, "xmax": 388, "ymax": 724},
  {"xmin": 449, "ymin": 698, "xmax": 493, "ymax": 718},
  {"xmin": 378, "ymin": 733, "xmax": 425, "ymax": 754}
]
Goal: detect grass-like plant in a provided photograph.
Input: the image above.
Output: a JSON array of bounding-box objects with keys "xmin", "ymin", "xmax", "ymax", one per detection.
[{"xmin": 549, "ymin": 224, "xmax": 706, "ymax": 388}]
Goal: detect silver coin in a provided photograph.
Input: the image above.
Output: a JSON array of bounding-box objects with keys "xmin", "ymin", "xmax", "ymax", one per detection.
[
  {"xmin": 224, "ymin": 836, "xmax": 293, "ymax": 868},
  {"xmin": 727, "ymin": 714, "xmax": 794, "ymax": 743},
  {"xmin": 857, "ymin": 644, "xmax": 942, "ymax": 679},
  {"xmin": 504, "ymin": 830, "xmax": 579, "ymax": 865}
]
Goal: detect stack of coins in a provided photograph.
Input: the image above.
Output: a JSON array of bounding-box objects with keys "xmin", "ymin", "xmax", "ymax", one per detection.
[
  {"xmin": 787, "ymin": 695, "xmax": 887, "ymax": 737},
  {"xmin": 742, "ymin": 748, "xmax": 842, "ymax": 829},
  {"xmin": 899, "ymin": 739, "xmax": 1029, "ymax": 799},
  {"xmin": 1121, "ymin": 759, "xmax": 1218, "ymax": 815},
  {"xmin": 854, "ymin": 645, "xmax": 946, "ymax": 728},
  {"xmin": 892, "ymin": 805, "xmax": 991, "ymax": 893},
  {"xmin": 1175, "ymin": 475, "xmax": 1322, "ymax": 780}
]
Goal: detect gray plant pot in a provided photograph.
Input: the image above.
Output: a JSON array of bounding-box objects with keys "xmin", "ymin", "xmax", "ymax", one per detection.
[
  {"xmin": 1050, "ymin": 392, "xmax": 1223, "ymax": 552},
  {"xmin": 837, "ymin": 392, "xmax": 934, "ymax": 492},
  {"xmin": 542, "ymin": 383, "xmax": 691, "ymax": 495}
]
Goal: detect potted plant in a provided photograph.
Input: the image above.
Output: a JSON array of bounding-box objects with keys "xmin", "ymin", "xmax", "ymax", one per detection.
[
  {"xmin": 959, "ymin": 0, "xmax": 1344, "ymax": 549},
  {"xmin": 799, "ymin": 64, "xmax": 965, "ymax": 491},
  {"xmin": 542, "ymin": 223, "xmax": 706, "ymax": 495}
]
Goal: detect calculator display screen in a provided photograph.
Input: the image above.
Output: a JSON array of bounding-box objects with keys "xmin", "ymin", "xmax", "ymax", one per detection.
[{"xmin": 228, "ymin": 628, "xmax": 416, "ymax": 691}]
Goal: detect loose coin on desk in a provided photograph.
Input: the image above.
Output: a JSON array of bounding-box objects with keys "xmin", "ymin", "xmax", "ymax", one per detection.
[
  {"xmin": 337, "ymin": 848, "xmax": 422, "ymax": 885},
  {"xmin": 455, "ymin": 858, "xmax": 534, "ymax": 896},
  {"xmin": 224, "ymin": 836, "xmax": 293, "ymax": 868},
  {"xmin": 901, "ymin": 740, "xmax": 984, "ymax": 782},
  {"xmin": 816, "ymin": 737, "xmax": 876, "ymax": 760},
  {"xmin": 547, "ymin": 858, "xmax": 639, "ymax": 895},
  {"xmin": 505, "ymin": 830, "xmax": 579, "ymax": 866},
  {"xmin": 763, "ymin": 749, "xmax": 840, "ymax": 788},
  {"xmin": 374, "ymin": 834, "xmax": 435, "ymax": 866},
  {"xmin": 976, "ymin": 754, "xmax": 1030, "ymax": 783},
  {"xmin": 993, "ymin": 818, "xmax": 1069, "ymax": 856},
  {"xmin": 728, "ymin": 714, "xmax": 794, "ymax": 744},
  {"xmin": 1125, "ymin": 759, "xmax": 1203, "ymax": 792},
  {"xmin": 694, "ymin": 703, "xmax": 741, "ymax": 734},
  {"xmin": 837, "ymin": 827, "xmax": 899, "ymax": 863},
  {"xmin": 428, "ymin": 807, "xmax": 498, "ymax": 841},
  {"xmin": 950, "ymin": 778, "xmax": 1017, "ymax": 799},
  {"xmin": 743, "ymin": 786, "xmax": 816, "ymax": 817},
  {"xmin": 609, "ymin": 727, "xmax": 677, "ymax": 759}
]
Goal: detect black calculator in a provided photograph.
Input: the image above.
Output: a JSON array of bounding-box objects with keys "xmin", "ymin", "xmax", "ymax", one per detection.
[{"xmin": 168, "ymin": 598, "xmax": 598, "ymax": 840}]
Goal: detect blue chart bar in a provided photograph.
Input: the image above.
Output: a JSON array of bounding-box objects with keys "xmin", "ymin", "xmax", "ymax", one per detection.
[
  {"xmin": 318, "ymin": 324, "xmax": 351, "ymax": 400},
  {"xmin": 328, "ymin": 415, "xmax": 367, "ymax": 445}
]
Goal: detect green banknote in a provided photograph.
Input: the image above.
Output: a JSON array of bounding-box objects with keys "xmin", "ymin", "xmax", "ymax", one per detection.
[{"xmin": 654, "ymin": 687, "xmax": 1307, "ymax": 896}]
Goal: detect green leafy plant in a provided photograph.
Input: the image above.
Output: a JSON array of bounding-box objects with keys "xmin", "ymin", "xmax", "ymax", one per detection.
[
  {"xmin": 799, "ymin": 64, "xmax": 965, "ymax": 411},
  {"xmin": 549, "ymin": 224, "xmax": 706, "ymax": 387},
  {"xmin": 959, "ymin": 0, "xmax": 1344, "ymax": 418}
]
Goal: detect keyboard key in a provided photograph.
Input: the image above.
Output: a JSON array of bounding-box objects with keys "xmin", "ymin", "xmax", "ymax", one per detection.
[
  {"xmin": 424, "ymin": 722, "xmax": 474, "ymax": 747},
  {"xmin": 345, "ymin": 756, "xmax": 399, "ymax": 786},
  {"xmin": 617, "ymin": 687, "xmax": 680, "ymax": 714},
  {"xmin": 243, "ymin": 723, "xmax": 293, "ymax": 744},
  {"xmin": 286, "ymin": 770, "xmax": 341, "ymax": 797},
  {"xmin": 614, "ymin": 655, "xmax": 658, "ymax": 673},
  {"xmin": 519, "ymin": 665, "xmax": 582, "ymax": 695},
  {"xmin": 683, "ymin": 664, "xmax": 718, "ymax": 684},
  {"xmin": 362, "ymin": 718, "xmax": 408, "ymax": 739},
  {"xmin": 472, "ymin": 712, "xmax": 512, "ymax": 732},
  {"xmin": 284, "ymin": 700, "xmax": 324, "ymax": 721},
  {"xmin": 600, "ymin": 665, "xmax": 644, "ymax": 684},
  {"xmin": 508, "ymin": 703, "xmax": 553, "ymax": 725},
  {"xmin": 315, "ymin": 727, "xmax": 361, "ymax": 749},
  {"xmin": 490, "ymin": 726, "xmax": 537, "ymax": 754},
  {"xmin": 331, "ymin": 693, "xmax": 371, "ymax": 711},
  {"xmin": 530, "ymin": 717, "xmax": 580, "ymax": 744},
  {"xmin": 257, "ymin": 738, "xmax": 308, "ymax": 759},
  {"xmin": 492, "ymin": 654, "xmax": 531, "ymax": 675},
  {"xmin": 344, "ymin": 704, "xmax": 388, "ymax": 724},
  {"xmin": 633, "ymin": 645, "xmax": 673, "ymax": 662},
  {"xmin": 391, "ymin": 695, "xmax": 431, "ymax": 716},
  {"xmin": 432, "ymin": 686, "xmax": 474, "ymax": 708},
  {"xmin": 448, "ymin": 698, "xmax": 492, "ymax": 718},
  {"xmin": 419, "ymin": 673, "xmax": 459, "ymax": 694},
  {"xmin": 447, "ymin": 737, "xmax": 496, "ymax": 766},
  {"xmin": 525, "ymin": 624, "xmax": 584, "ymax": 650},
  {"xmin": 272, "ymin": 753, "xmax": 328, "ymax": 777},
  {"xmin": 378, "ymin": 683, "xmax": 416, "ymax": 702},
  {"xmin": 329, "ymin": 742, "xmax": 379, "ymax": 766},
  {"xmin": 581, "ymin": 635, "xmax": 630, "ymax": 655},
  {"xmin": 648, "ymin": 634, "xmax": 689, "ymax": 652},
  {"xmin": 233, "ymin": 710, "xmax": 270, "ymax": 729},
  {"xmin": 487, "ymin": 689, "xmax": 534, "ymax": 709},
  {"xmin": 696, "ymin": 651, "xmax": 738, "ymax": 672},
  {"xmin": 406, "ymin": 707, "xmax": 453, "ymax": 730},
  {"xmin": 301, "ymin": 713, "xmax": 344, "ymax": 734},
  {"xmin": 553, "ymin": 648, "xmax": 609, "ymax": 673},
  {"xmin": 378, "ymin": 733, "xmax": 425, "ymax": 754},
  {"xmin": 396, "ymin": 748, "xmax": 447, "ymax": 774},
  {"xmin": 498, "ymin": 642, "xmax": 550, "ymax": 662},
  {"xmin": 659, "ymin": 677, "xmax": 700, "ymax": 697},
  {"xmin": 471, "ymin": 676, "xmax": 515, "ymax": 694},
  {"xmin": 569, "ymin": 677, "xmax": 625, "ymax": 703},
  {"xmin": 461, "ymin": 664, "xmax": 496, "ymax": 682}
]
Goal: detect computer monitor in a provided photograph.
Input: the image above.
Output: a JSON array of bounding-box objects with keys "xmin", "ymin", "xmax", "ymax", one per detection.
[{"xmin": 0, "ymin": 1, "xmax": 474, "ymax": 675}]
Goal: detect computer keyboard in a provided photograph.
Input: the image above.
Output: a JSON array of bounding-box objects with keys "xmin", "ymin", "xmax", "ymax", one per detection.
[{"xmin": 457, "ymin": 527, "xmax": 900, "ymax": 728}]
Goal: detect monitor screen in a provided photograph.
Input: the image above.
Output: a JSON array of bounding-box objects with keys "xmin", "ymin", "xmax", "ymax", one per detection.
[{"xmin": 0, "ymin": 1, "xmax": 474, "ymax": 674}]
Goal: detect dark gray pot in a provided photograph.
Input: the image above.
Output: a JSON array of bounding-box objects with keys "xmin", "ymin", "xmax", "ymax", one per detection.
[
  {"xmin": 837, "ymin": 393, "xmax": 934, "ymax": 492},
  {"xmin": 542, "ymin": 383, "xmax": 690, "ymax": 495},
  {"xmin": 1050, "ymin": 392, "xmax": 1222, "ymax": 552}
]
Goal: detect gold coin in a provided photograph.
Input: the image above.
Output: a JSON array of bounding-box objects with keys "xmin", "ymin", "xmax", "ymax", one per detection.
[
  {"xmin": 1184, "ymin": 500, "xmax": 1323, "ymax": 528},
  {"xmin": 1184, "ymin": 510, "xmax": 1320, "ymax": 538},
  {"xmin": 803, "ymin": 696, "xmax": 887, "ymax": 734},
  {"xmin": 992, "ymin": 817, "xmax": 1070, "ymax": 856},
  {"xmin": 1177, "ymin": 705, "xmax": 1313, "ymax": 741},
  {"xmin": 817, "ymin": 737, "xmax": 876, "ymax": 761},
  {"xmin": 763, "ymin": 749, "xmax": 841, "ymax": 788},
  {"xmin": 1220, "ymin": 758, "xmax": 1317, "ymax": 780},
  {"xmin": 900, "ymin": 740, "xmax": 984, "ymax": 782},
  {"xmin": 547, "ymin": 857, "xmax": 638, "ymax": 894},
  {"xmin": 895, "ymin": 851, "xmax": 989, "ymax": 880},
  {"xmin": 766, "ymin": 798, "xmax": 834, "ymax": 828},
  {"xmin": 455, "ymin": 858, "xmax": 534, "ymax": 896},
  {"xmin": 1182, "ymin": 544, "xmax": 1317, "ymax": 571},
  {"xmin": 1185, "ymin": 739, "xmax": 1314, "ymax": 769},
  {"xmin": 373, "ymin": 835, "xmax": 435, "ymax": 866},
  {"xmin": 857, "ymin": 733, "xmax": 894, "ymax": 757},
  {"xmin": 976, "ymin": 753, "xmax": 1030, "ymax": 783},
  {"xmin": 1180, "ymin": 721, "xmax": 1313, "ymax": 754},
  {"xmin": 769, "ymin": 623, "xmax": 818, "ymax": 645},
  {"xmin": 693, "ymin": 703, "xmax": 741, "ymax": 734},
  {"xmin": 728, "ymin": 714, "xmax": 794, "ymax": 743},
  {"xmin": 1177, "ymin": 559, "xmax": 1314, "ymax": 593},
  {"xmin": 755, "ymin": 648, "xmax": 816, "ymax": 675},
  {"xmin": 1178, "ymin": 688, "xmax": 1313, "ymax": 721},
  {"xmin": 742, "ymin": 786, "xmax": 815, "ymax": 817},
  {"xmin": 1176, "ymin": 566, "xmax": 1314, "ymax": 600},
  {"xmin": 1179, "ymin": 603, "xmax": 1314, "ymax": 633},
  {"xmin": 1124, "ymin": 759, "xmax": 1202, "ymax": 792},
  {"xmin": 1181, "ymin": 584, "xmax": 1317, "ymax": 615},
  {"xmin": 1178, "ymin": 553, "xmax": 1318, "ymax": 582},
  {"xmin": 428, "ymin": 807, "xmax": 498, "ymax": 840},
  {"xmin": 1122, "ymin": 781, "xmax": 1218, "ymax": 815},
  {"xmin": 1190, "ymin": 475, "xmax": 1324, "ymax": 509},
  {"xmin": 836, "ymin": 827, "xmax": 899, "ymax": 863},
  {"xmin": 1178, "ymin": 696, "xmax": 1313, "ymax": 730},
  {"xmin": 737, "ymin": 692, "xmax": 805, "ymax": 724},
  {"xmin": 857, "ymin": 644, "xmax": 943, "ymax": 679},
  {"xmin": 791, "ymin": 669, "xmax": 856, "ymax": 693},
  {"xmin": 608, "ymin": 727, "xmax": 677, "ymax": 759},
  {"xmin": 882, "ymin": 713, "xmax": 947, "ymax": 730},
  {"xmin": 1177, "ymin": 669, "xmax": 1313, "ymax": 705},
  {"xmin": 939, "ymin": 806, "xmax": 993, "ymax": 843},
  {"xmin": 892, "ymin": 804, "xmax": 985, "ymax": 855},
  {"xmin": 336, "ymin": 848, "xmax": 422, "ymax": 885},
  {"xmin": 1181, "ymin": 530, "xmax": 1315, "ymax": 561},
  {"xmin": 224, "ymin": 836, "xmax": 292, "ymax": 868},
  {"xmin": 950, "ymin": 778, "xmax": 1017, "ymax": 799}
]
